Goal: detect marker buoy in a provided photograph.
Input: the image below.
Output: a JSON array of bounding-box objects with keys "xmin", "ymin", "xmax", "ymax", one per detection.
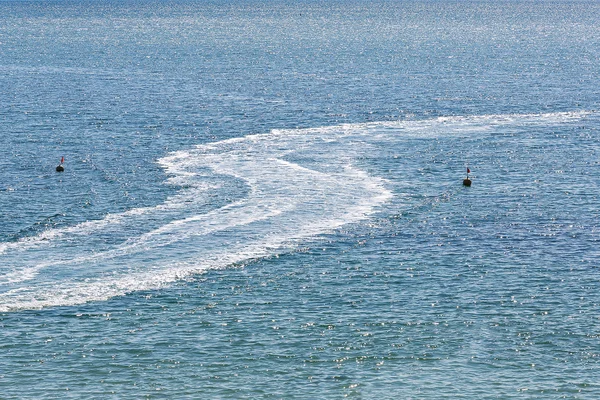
[
  {"xmin": 56, "ymin": 156, "xmax": 65, "ymax": 172},
  {"xmin": 463, "ymin": 167, "xmax": 471, "ymax": 186}
]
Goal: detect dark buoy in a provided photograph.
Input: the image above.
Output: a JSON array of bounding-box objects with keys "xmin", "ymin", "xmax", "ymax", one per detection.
[
  {"xmin": 56, "ymin": 156, "xmax": 64, "ymax": 172},
  {"xmin": 463, "ymin": 166, "xmax": 471, "ymax": 186}
]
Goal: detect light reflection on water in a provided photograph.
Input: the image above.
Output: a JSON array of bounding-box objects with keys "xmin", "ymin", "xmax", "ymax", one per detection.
[{"xmin": 1, "ymin": 0, "xmax": 600, "ymax": 398}]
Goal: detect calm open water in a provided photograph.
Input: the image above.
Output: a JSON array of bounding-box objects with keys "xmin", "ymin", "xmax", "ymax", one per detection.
[{"xmin": 1, "ymin": 0, "xmax": 600, "ymax": 398}]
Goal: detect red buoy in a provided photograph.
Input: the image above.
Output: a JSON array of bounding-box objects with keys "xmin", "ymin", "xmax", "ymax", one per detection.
[
  {"xmin": 56, "ymin": 156, "xmax": 64, "ymax": 172},
  {"xmin": 463, "ymin": 166, "xmax": 471, "ymax": 186}
]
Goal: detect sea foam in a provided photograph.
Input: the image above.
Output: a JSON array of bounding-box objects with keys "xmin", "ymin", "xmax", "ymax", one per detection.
[{"xmin": 0, "ymin": 121, "xmax": 393, "ymax": 311}]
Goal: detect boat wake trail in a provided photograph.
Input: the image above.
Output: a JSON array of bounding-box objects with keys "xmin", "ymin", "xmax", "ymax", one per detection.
[{"xmin": 0, "ymin": 110, "xmax": 591, "ymax": 311}]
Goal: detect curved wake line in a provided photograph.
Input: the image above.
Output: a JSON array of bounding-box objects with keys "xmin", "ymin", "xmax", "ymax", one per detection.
[{"xmin": 0, "ymin": 110, "xmax": 593, "ymax": 311}]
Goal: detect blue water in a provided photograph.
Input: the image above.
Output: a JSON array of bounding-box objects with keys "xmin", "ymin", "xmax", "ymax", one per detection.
[{"xmin": 2, "ymin": 0, "xmax": 600, "ymax": 397}]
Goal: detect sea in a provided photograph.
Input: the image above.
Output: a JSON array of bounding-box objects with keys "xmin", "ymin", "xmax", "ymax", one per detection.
[{"xmin": 1, "ymin": 0, "xmax": 600, "ymax": 398}]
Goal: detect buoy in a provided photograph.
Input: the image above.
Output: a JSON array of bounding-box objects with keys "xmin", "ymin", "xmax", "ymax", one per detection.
[
  {"xmin": 463, "ymin": 166, "xmax": 471, "ymax": 186},
  {"xmin": 56, "ymin": 156, "xmax": 65, "ymax": 172}
]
